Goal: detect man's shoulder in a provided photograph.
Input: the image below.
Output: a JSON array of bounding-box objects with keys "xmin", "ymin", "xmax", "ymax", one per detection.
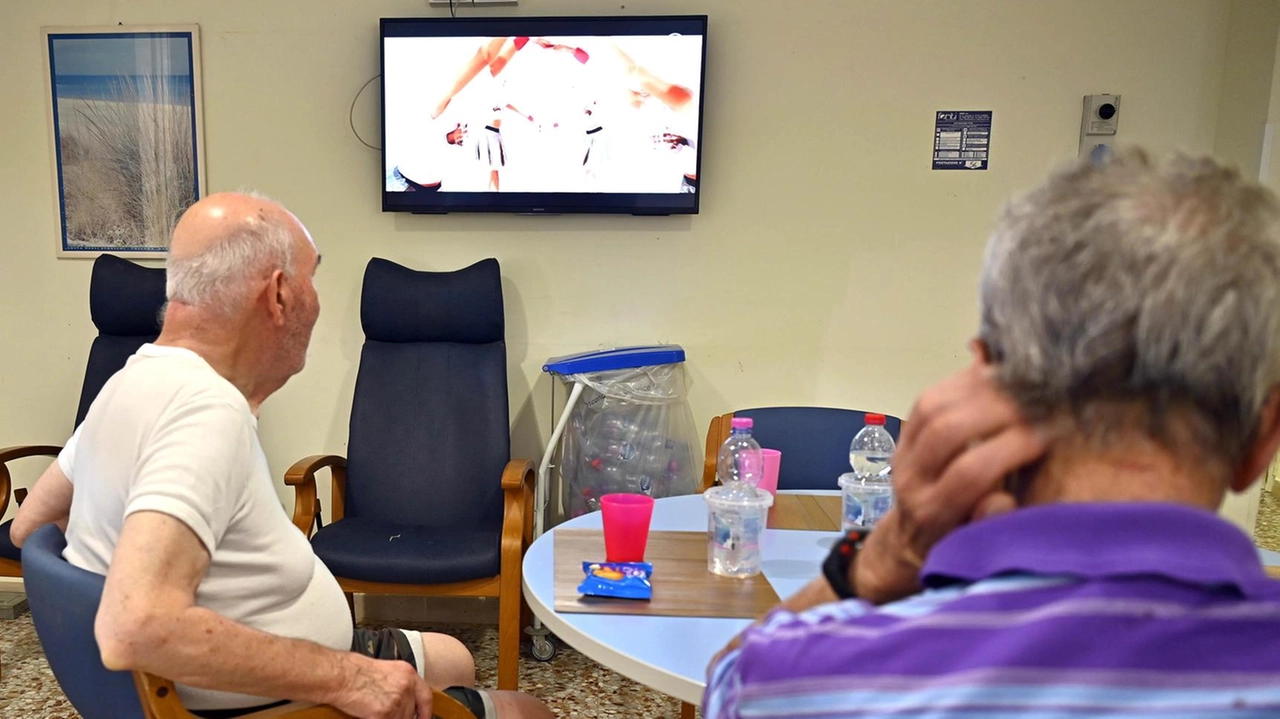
[{"xmin": 109, "ymin": 348, "xmax": 249, "ymax": 419}]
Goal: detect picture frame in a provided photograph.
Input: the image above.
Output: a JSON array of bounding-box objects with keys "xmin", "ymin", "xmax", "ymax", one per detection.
[{"xmin": 43, "ymin": 25, "xmax": 206, "ymax": 259}]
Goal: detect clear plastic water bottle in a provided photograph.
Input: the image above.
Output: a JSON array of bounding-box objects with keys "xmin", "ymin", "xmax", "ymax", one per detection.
[
  {"xmin": 707, "ymin": 418, "xmax": 771, "ymax": 577},
  {"xmin": 841, "ymin": 414, "xmax": 896, "ymax": 529},
  {"xmin": 717, "ymin": 418, "xmax": 763, "ymax": 493}
]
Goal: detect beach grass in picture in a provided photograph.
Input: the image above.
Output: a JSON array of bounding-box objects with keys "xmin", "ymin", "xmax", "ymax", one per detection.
[{"xmin": 45, "ymin": 27, "xmax": 205, "ymax": 258}]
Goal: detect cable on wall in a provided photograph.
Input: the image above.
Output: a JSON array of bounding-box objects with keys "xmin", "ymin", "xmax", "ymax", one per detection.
[{"xmin": 348, "ymin": 74, "xmax": 381, "ymax": 151}]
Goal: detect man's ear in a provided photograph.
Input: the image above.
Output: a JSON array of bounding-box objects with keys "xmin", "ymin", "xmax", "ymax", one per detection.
[
  {"xmin": 266, "ymin": 269, "xmax": 287, "ymax": 327},
  {"xmin": 969, "ymin": 337, "xmax": 993, "ymax": 365},
  {"xmin": 1232, "ymin": 386, "xmax": 1280, "ymax": 493}
]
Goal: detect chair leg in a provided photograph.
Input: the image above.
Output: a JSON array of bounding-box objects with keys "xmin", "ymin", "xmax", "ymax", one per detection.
[
  {"xmin": 519, "ymin": 596, "xmax": 533, "ymax": 643},
  {"xmin": 681, "ymin": 701, "xmax": 696, "ymax": 719},
  {"xmin": 497, "ymin": 580, "xmax": 520, "ymax": 691}
]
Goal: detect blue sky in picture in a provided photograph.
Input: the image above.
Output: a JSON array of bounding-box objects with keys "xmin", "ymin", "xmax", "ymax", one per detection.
[
  {"xmin": 52, "ymin": 34, "xmax": 192, "ymax": 104},
  {"xmin": 52, "ymin": 34, "xmax": 190, "ymax": 77}
]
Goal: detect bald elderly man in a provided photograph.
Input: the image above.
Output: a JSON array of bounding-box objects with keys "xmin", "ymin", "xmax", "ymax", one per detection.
[{"xmin": 12, "ymin": 194, "xmax": 551, "ymax": 719}]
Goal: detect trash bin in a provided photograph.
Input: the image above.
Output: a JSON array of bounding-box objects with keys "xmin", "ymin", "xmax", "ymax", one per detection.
[
  {"xmin": 528, "ymin": 346, "xmax": 702, "ymax": 660},
  {"xmin": 535, "ymin": 345, "xmax": 702, "ymax": 533}
]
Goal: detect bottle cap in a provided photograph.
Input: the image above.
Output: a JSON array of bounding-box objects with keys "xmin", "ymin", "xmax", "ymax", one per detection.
[
  {"xmin": 864, "ymin": 413, "xmax": 886, "ymax": 426},
  {"xmin": 730, "ymin": 417, "xmax": 754, "ymax": 430}
]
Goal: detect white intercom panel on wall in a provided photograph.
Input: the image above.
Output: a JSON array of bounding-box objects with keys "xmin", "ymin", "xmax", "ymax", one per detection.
[{"xmin": 1079, "ymin": 94, "xmax": 1121, "ymax": 163}]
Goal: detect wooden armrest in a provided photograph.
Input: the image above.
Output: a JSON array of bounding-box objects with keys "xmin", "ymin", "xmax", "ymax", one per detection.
[
  {"xmin": 284, "ymin": 455, "xmax": 347, "ymax": 537},
  {"xmin": 0, "ymin": 445, "xmax": 63, "ymax": 465},
  {"xmin": 0, "ymin": 444, "xmax": 62, "ymax": 519},
  {"xmin": 501, "ymin": 459, "xmax": 534, "ymax": 551},
  {"xmin": 702, "ymin": 413, "xmax": 732, "ymax": 492},
  {"xmin": 135, "ymin": 673, "xmax": 476, "ymax": 718},
  {"xmin": 501, "ymin": 458, "xmax": 534, "ymax": 492}
]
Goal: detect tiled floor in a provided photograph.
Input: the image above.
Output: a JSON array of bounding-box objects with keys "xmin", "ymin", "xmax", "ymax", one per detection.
[{"xmin": 0, "ymin": 615, "xmax": 695, "ymax": 718}]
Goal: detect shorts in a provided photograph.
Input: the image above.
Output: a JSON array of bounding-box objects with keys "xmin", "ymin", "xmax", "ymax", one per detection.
[
  {"xmin": 354, "ymin": 628, "xmax": 493, "ymax": 719},
  {"xmin": 390, "ymin": 166, "xmax": 442, "ymax": 193},
  {"xmin": 192, "ymin": 627, "xmax": 492, "ymax": 718},
  {"xmin": 583, "ymin": 126, "xmax": 607, "ymax": 168},
  {"xmin": 477, "ymin": 125, "xmax": 505, "ymax": 169}
]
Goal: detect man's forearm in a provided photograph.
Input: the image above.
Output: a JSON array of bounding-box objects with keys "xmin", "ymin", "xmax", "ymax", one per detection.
[
  {"xmin": 101, "ymin": 604, "xmax": 364, "ymax": 706},
  {"xmin": 11, "ymin": 462, "xmax": 73, "ymax": 547},
  {"xmin": 779, "ymin": 577, "xmax": 840, "ymax": 614}
]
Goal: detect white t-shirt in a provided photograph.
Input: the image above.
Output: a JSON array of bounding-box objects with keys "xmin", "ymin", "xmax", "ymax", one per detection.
[{"xmin": 59, "ymin": 344, "xmax": 353, "ymax": 710}]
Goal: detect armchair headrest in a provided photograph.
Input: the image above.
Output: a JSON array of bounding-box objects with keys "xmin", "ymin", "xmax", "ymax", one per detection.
[
  {"xmin": 360, "ymin": 258, "xmax": 504, "ymax": 344},
  {"xmin": 89, "ymin": 254, "xmax": 166, "ymax": 337}
]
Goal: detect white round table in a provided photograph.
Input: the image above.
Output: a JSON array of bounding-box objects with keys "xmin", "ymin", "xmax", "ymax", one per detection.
[{"xmin": 521, "ymin": 493, "xmax": 840, "ymax": 704}]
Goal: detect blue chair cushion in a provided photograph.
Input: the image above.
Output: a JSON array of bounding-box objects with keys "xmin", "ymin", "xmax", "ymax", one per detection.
[
  {"xmin": 311, "ymin": 517, "xmax": 501, "ymax": 585},
  {"xmin": 0, "ymin": 519, "xmax": 19, "ymax": 562}
]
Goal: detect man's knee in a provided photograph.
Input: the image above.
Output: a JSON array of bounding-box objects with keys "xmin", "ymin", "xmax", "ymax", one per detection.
[{"xmin": 418, "ymin": 631, "xmax": 476, "ymax": 688}]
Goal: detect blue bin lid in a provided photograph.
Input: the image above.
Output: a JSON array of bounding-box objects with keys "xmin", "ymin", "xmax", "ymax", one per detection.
[{"xmin": 543, "ymin": 345, "xmax": 686, "ymax": 374}]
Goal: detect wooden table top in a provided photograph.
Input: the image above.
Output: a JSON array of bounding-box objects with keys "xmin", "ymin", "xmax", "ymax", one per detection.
[
  {"xmin": 553, "ymin": 529, "xmax": 780, "ymax": 619},
  {"xmin": 768, "ymin": 493, "xmax": 843, "ymax": 532}
]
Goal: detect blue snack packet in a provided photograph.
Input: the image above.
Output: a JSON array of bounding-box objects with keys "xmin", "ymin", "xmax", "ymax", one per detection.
[{"xmin": 578, "ymin": 561, "xmax": 654, "ymax": 600}]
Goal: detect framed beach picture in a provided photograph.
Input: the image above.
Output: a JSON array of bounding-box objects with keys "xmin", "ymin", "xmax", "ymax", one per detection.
[{"xmin": 43, "ymin": 26, "xmax": 206, "ymax": 258}]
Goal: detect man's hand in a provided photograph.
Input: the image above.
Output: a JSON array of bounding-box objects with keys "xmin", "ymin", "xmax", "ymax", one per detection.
[
  {"xmin": 329, "ymin": 655, "xmax": 433, "ymax": 719},
  {"xmin": 854, "ymin": 358, "xmax": 1046, "ymax": 605}
]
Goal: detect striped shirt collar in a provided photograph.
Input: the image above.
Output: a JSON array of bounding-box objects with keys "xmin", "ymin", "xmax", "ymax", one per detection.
[{"xmin": 921, "ymin": 502, "xmax": 1277, "ymax": 599}]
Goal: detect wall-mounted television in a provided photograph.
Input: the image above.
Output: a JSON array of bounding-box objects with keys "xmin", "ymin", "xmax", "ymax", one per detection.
[{"xmin": 381, "ymin": 15, "xmax": 707, "ymax": 215}]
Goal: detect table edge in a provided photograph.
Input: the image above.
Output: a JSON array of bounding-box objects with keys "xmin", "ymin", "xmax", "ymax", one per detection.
[{"xmin": 521, "ymin": 572, "xmax": 707, "ymax": 705}]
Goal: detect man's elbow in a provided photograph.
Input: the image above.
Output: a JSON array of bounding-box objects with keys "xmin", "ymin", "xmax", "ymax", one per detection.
[
  {"xmin": 95, "ymin": 608, "xmax": 158, "ymax": 671},
  {"xmin": 9, "ymin": 515, "xmax": 31, "ymax": 549}
]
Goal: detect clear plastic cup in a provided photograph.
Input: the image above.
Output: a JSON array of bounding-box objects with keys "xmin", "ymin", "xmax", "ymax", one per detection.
[
  {"xmin": 838, "ymin": 472, "xmax": 894, "ymax": 530},
  {"xmin": 704, "ymin": 484, "xmax": 774, "ymax": 578}
]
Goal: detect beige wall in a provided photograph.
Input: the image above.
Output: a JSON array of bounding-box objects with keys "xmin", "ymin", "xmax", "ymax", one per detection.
[
  {"xmin": 1268, "ymin": 24, "xmax": 1280, "ymax": 191},
  {"xmin": 1215, "ymin": 0, "xmax": 1280, "ymax": 178},
  {"xmin": 1212, "ymin": 0, "xmax": 1280, "ymax": 532},
  {"xmin": 0, "ymin": 0, "xmax": 1271, "ymax": 525}
]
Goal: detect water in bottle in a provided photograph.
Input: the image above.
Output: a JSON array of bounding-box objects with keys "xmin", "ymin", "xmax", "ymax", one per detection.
[
  {"xmin": 706, "ymin": 417, "xmax": 772, "ymax": 577},
  {"xmin": 842, "ymin": 413, "xmax": 896, "ymax": 529},
  {"xmin": 705, "ymin": 484, "xmax": 771, "ymax": 577}
]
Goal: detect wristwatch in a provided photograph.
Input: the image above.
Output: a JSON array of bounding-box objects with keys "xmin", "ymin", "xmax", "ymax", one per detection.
[{"xmin": 822, "ymin": 527, "xmax": 872, "ymax": 600}]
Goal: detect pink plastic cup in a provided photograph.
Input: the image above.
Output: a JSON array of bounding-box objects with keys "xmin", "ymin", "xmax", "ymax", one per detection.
[
  {"xmin": 600, "ymin": 493, "xmax": 655, "ymax": 562},
  {"xmin": 759, "ymin": 449, "xmax": 782, "ymax": 496}
]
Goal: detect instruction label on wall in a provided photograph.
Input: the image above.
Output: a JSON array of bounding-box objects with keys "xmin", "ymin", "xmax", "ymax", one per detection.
[{"xmin": 932, "ymin": 111, "xmax": 992, "ymax": 170}]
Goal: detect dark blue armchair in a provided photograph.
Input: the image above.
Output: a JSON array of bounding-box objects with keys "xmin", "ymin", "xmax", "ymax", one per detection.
[
  {"xmin": 701, "ymin": 407, "xmax": 904, "ymax": 491},
  {"xmin": 287, "ymin": 257, "xmax": 534, "ymax": 691},
  {"xmin": 0, "ymin": 254, "xmax": 165, "ymax": 576}
]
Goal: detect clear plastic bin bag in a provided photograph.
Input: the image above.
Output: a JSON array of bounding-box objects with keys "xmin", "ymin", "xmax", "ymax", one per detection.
[{"xmin": 558, "ymin": 363, "xmax": 702, "ymax": 518}]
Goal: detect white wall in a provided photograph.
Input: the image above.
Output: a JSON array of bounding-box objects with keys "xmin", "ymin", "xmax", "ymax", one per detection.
[{"xmin": 0, "ymin": 0, "xmax": 1267, "ymax": 524}]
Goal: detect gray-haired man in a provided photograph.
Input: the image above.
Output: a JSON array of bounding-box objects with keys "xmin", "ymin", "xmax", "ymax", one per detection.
[{"xmin": 705, "ymin": 151, "xmax": 1280, "ymax": 718}]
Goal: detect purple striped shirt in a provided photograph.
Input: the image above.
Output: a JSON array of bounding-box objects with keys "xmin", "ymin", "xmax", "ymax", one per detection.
[{"xmin": 703, "ymin": 503, "xmax": 1280, "ymax": 718}]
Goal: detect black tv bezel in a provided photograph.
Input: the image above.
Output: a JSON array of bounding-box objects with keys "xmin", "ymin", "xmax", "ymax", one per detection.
[{"xmin": 380, "ymin": 15, "xmax": 708, "ymax": 216}]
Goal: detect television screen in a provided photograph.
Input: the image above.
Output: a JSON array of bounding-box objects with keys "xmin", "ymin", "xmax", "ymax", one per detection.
[{"xmin": 381, "ymin": 15, "xmax": 707, "ymax": 215}]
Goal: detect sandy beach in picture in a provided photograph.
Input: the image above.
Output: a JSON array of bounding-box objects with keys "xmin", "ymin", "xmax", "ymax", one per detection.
[{"xmin": 56, "ymin": 90, "xmax": 195, "ymax": 250}]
